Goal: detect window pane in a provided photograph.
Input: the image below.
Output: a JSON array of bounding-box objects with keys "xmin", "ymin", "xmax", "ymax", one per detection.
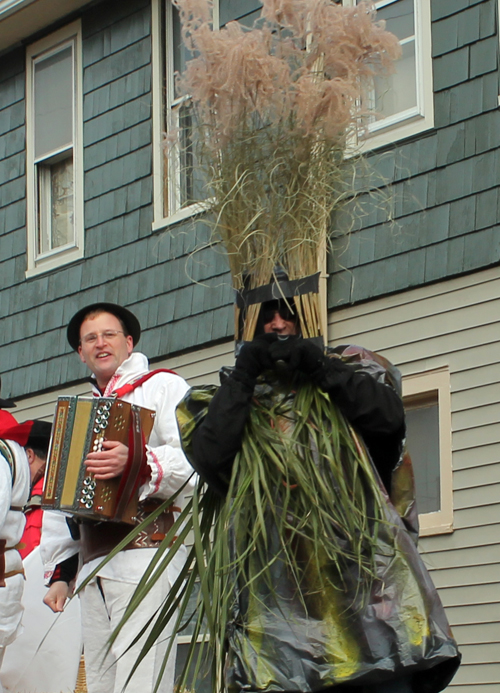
[
  {"xmin": 34, "ymin": 45, "xmax": 73, "ymax": 159},
  {"xmin": 405, "ymin": 402, "xmax": 440, "ymax": 514},
  {"xmin": 173, "ymin": 7, "xmax": 194, "ymax": 98},
  {"xmin": 372, "ymin": 39, "xmax": 416, "ymax": 118},
  {"xmin": 219, "ymin": 0, "xmax": 263, "ymax": 27},
  {"xmin": 376, "ymin": 0, "xmax": 414, "ymax": 41},
  {"xmin": 178, "ymin": 102, "xmax": 205, "ymax": 207},
  {"xmin": 37, "ymin": 156, "xmax": 74, "ymax": 254}
]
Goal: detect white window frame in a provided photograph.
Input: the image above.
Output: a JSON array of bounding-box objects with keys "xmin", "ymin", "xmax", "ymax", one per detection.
[
  {"xmin": 402, "ymin": 367, "xmax": 453, "ymax": 536},
  {"xmin": 498, "ymin": 0, "xmax": 500, "ymax": 106},
  {"xmin": 152, "ymin": 0, "xmax": 217, "ymax": 230},
  {"xmin": 344, "ymin": 0, "xmax": 434, "ymax": 149},
  {"xmin": 25, "ymin": 20, "xmax": 84, "ymax": 277}
]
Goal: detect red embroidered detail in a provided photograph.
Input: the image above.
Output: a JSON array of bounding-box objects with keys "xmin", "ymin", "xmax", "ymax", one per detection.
[
  {"xmin": 149, "ymin": 449, "xmax": 163, "ymax": 495},
  {"xmin": 103, "ymin": 374, "xmax": 121, "ymax": 397}
]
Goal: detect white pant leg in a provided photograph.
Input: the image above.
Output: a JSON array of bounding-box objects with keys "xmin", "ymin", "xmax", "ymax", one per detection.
[
  {"xmin": 0, "ymin": 574, "xmax": 25, "ymax": 649},
  {"xmin": 0, "ymin": 647, "xmax": 5, "ymax": 693},
  {"xmin": 80, "ymin": 572, "xmax": 177, "ymax": 693},
  {"xmin": 79, "ymin": 578, "xmax": 117, "ymax": 693}
]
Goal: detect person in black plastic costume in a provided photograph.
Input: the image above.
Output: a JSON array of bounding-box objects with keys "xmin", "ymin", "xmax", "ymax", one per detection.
[{"xmin": 184, "ymin": 296, "xmax": 461, "ymax": 693}]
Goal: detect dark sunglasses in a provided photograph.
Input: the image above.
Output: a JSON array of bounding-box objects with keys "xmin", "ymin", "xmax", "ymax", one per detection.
[{"xmin": 261, "ymin": 301, "xmax": 297, "ymax": 324}]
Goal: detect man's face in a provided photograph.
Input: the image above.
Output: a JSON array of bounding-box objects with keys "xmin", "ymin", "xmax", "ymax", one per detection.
[
  {"xmin": 262, "ymin": 304, "xmax": 299, "ymax": 336},
  {"xmin": 78, "ymin": 312, "xmax": 133, "ymax": 388}
]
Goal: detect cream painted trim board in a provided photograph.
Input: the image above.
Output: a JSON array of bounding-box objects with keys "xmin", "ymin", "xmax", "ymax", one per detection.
[
  {"xmin": 151, "ymin": 0, "xmax": 165, "ymax": 226},
  {"xmin": 403, "ymin": 367, "xmax": 453, "ymax": 536}
]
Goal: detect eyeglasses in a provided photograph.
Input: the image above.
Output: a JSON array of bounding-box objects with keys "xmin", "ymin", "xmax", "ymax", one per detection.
[{"xmin": 80, "ymin": 330, "xmax": 125, "ymax": 345}]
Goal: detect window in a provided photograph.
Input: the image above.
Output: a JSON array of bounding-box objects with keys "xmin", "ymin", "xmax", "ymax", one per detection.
[
  {"xmin": 152, "ymin": 0, "xmax": 212, "ymax": 228},
  {"xmin": 26, "ymin": 21, "xmax": 83, "ymax": 275},
  {"xmin": 344, "ymin": 0, "xmax": 434, "ymax": 148},
  {"xmin": 403, "ymin": 368, "xmax": 453, "ymax": 536},
  {"xmin": 151, "ymin": 0, "xmax": 262, "ymax": 229},
  {"xmin": 163, "ymin": 2, "xmax": 206, "ymax": 219}
]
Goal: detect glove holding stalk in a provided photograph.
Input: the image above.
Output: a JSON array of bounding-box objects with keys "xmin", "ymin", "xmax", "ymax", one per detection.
[{"xmin": 233, "ymin": 334, "xmax": 328, "ymax": 384}]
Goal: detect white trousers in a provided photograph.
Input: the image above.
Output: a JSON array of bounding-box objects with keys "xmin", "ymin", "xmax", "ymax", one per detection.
[
  {"xmin": 0, "ymin": 647, "xmax": 5, "ymax": 693},
  {"xmin": 79, "ymin": 572, "xmax": 176, "ymax": 693}
]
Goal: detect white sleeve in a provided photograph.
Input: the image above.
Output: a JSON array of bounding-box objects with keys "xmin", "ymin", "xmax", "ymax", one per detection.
[
  {"xmin": 40, "ymin": 511, "xmax": 80, "ymax": 585},
  {"xmin": 139, "ymin": 375, "xmax": 196, "ymax": 501},
  {"xmin": 0, "ymin": 456, "xmax": 12, "ymax": 532}
]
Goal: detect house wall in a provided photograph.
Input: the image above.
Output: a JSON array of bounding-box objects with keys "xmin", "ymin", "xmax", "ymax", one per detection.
[
  {"xmin": 329, "ymin": 0, "xmax": 500, "ymax": 309},
  {"xmin": 0, "ymin": 0, "xmax": 233, "ymax": 403},
  {"xmin": 1, "ymin": 0, "xmax": 500, "ymax": 405},
  {"xmin": 1, "ymin": 0, "xmax": 499, "ymax": 689},
  {"xmin": 329, "ymin": 265, "xmax": 500, "ymax": 691},
  {"xmin": 13, "ymin": 339, "xmax": 234, "ymax": 421}
]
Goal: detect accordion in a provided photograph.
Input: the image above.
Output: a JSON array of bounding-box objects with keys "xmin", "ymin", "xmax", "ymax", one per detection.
[{"xmin": 42, "ymin": 396, "xmax": 156, "ymax": 524}]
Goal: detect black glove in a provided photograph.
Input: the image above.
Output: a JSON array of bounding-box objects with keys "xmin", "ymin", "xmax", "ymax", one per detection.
[
  {"xmin": 269, "ymin": 337, "xmax": 327, "ymax": 380},
  {"xmin": 233, "ymin": 334, "xmax": 277, "ymax": 387}
]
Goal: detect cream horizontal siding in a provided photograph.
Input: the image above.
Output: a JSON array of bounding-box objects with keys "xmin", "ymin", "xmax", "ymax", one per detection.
[
  {"xmin": 329, "ymin": 266, "xmax": 500, "ymax": 690},
  {"xmin": 455, "ymin": 463, "xmax": 500, "ymax": 488}
]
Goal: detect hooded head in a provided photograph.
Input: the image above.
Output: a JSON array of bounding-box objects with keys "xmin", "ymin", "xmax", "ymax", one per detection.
[{"xmin": 235, "ymin": 267, "xmax": 322, "ymax": 344}]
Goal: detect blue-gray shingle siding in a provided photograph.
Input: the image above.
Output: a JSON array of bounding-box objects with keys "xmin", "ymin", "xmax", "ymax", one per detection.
[{"xmin": 328, "ymin": 0, "xmax": 500, "ymax": 310}]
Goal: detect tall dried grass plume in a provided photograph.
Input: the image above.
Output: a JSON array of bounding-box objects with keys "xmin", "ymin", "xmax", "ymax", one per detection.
[{"xmin": 170, "ymin": 0, "xmax": 400, "ymax": 319}]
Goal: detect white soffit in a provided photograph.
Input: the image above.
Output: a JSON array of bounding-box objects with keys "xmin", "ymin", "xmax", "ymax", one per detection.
[{"xmin": 0, "ymin": 0, "xmax": 91, "ymax": 53}]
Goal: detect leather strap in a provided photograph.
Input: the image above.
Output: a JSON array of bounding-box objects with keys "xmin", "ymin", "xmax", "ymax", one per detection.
[
  {"xmin": 3, "ymin": 568, "xmax": 25, "ymax": 580},
  {"xmin": 80, "ymin": 503, "xmax": 181, "ymax": 564},
  {"xmin": 0, "ymin": 541, "xmax": 23, "ymax": 587}
]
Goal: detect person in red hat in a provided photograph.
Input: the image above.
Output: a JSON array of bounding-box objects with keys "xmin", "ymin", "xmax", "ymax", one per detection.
[
  {"xmin": 0, "ymin": 415, "xmax": 51, "ymax": 687},
  {"xmin": 41, "ymin": 303, "xmax": 194, "ymax": 693}
]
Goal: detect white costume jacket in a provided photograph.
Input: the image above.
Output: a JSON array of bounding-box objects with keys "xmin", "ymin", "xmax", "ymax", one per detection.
[
  {"xmin": 41, "ymin": 352, "xmax": 194, "ymax": 587},
  {"xmin": 0, "ymin": 439, "xmax": 30, "ymax": 649}
]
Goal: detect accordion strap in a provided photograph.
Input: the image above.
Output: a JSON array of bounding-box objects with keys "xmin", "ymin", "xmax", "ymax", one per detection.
[{"xmin": 113, "ymin": 369, "xmax": 178, "ymax": 399}]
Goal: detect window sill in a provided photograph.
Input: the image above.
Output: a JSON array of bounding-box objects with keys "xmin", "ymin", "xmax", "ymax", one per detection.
[
  {"xmin": 419, "ymin": 516, "xmax": 454, "ymax": 537},
  {"xmin": 358, "ymin": 111, "xmax": 434, "ymax": 152},
  {"xmin": 152, "ymin": 199, "xmax": 214, "ymax": 233},
  {"xmin": 25, "ymin": 246, "xmax": 83, "ymax": 278}
]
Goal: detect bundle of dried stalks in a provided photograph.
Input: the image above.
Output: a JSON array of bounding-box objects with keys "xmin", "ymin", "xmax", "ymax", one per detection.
[{"xmin": 172, "ymin": 0, "xmax": 400, "ymax": 305}]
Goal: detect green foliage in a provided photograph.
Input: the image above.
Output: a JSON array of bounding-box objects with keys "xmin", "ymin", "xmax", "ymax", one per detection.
[{"xmin": 103, "ymin": 379, "xmax": 389, "ymax": 692}]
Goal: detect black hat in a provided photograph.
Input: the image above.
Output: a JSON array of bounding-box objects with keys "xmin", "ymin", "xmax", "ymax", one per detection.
[
  {"xmin": 67, "ymin": 302, "xmax": 141, "ymax": 351},
  {"xmin": 26, "ymin": 420, "xmax": 52, "ymax": 456}
]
